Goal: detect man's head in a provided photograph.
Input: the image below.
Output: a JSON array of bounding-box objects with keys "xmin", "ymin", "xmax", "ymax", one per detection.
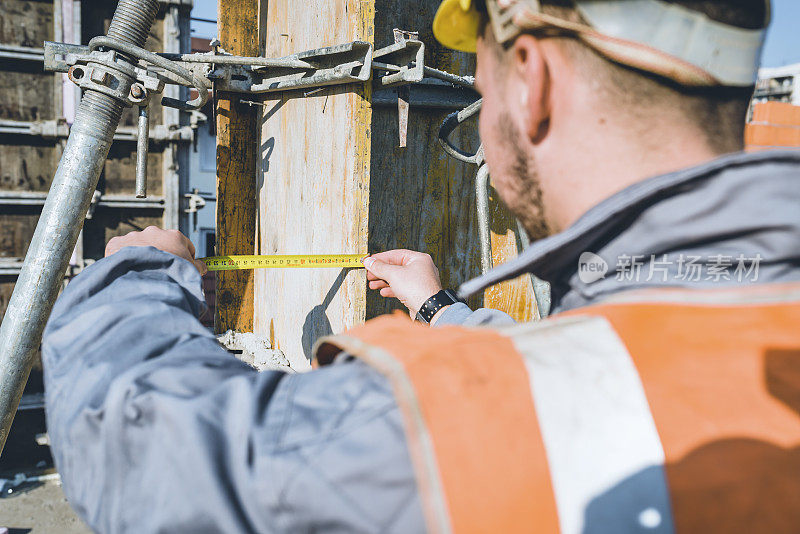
[{"xmin": 434, "ymin": 0, "xmax": 770, "ymax": 235}]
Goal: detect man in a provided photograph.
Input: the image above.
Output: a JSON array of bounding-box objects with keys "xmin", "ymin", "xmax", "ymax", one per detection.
[{"xmin": 42, "ymin": 1, "xmax": 800, "ymax": 533}]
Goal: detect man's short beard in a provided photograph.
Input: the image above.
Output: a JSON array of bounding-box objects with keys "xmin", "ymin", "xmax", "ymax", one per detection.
[{"xmin": 497, "ymin": 112, "xmax": 553, "ymax": 240}]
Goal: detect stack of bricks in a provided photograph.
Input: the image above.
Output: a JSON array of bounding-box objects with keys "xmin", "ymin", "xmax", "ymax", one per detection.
[{"xmin": 746, "ymin": 101, "xmax": 800, "ymax": 151}]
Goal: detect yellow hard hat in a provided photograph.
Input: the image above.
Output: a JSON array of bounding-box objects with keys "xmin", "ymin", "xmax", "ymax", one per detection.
[
  {"xmin": 432, "ymin": 0, "xmax": 771, "ymax": 87},
  {"xmin": 433, "ymin": 0, "xmax": 482, "ymax": 53}
]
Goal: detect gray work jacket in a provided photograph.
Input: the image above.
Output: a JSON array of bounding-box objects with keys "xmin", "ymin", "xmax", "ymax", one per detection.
[{"xmin": 42, "ymin": 150, "xmax": 800, "ymax": 532}]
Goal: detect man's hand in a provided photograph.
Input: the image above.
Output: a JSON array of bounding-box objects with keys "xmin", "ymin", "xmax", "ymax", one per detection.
[
  {"xmin": 105, "ymin": 226, "xmax": 208, "ymax": 275},
  {"xmin": 364, "ymin": 250, "xmax": 443, "ymax": 319}
]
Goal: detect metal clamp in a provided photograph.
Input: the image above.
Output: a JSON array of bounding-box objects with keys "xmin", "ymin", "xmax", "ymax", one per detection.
[
  {"xmin": 183, "ymin": 189, "xmax": 209, "ymax": 214},
  {"xmin": 89, "ymin": 37, "xmax": 210, "ymax": 110},
  {"xmin": 64, "ymin": 48, "xmax": 139, "ymax": 105},
  {"xmin": 373, "ymin": 37, "xmax": 425, "ymax": 87},
  {"xmin": 46, "ymin": 40, "xmax": 210, "ymax": 111},
  {"xmin": 248, "ymin": 41, "xmax": 374, "ymax": 93}
]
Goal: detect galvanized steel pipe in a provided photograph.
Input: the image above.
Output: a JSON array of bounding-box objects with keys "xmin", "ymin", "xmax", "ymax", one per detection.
[
  {"xmin": 136, "ymin": 106, "xmax": 149, "ymax": 198},
  {"xmin": 0, "ymin": 0, "xmax": 160, "ymax": 455},
  {"xmin": 475, "ymin": 163, "xmax": 493, "ymax": 275}
]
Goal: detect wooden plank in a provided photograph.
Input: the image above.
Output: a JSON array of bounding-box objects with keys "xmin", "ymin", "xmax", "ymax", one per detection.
[
  {"xmin": 81, "ymin": 210, "xmax": 164, "ymax": 259},
  {"xmin": 0, "ymin": 65, "xmax": 56, "ymax": 122},
  {"xmin": 215, "ymin": 0, "xmax": 260, "ymax": 333},
  {"xmin": 366, "ymin": 1, "xmax": 491, "ymax": 317},
  {"xmin": 0, "ymin": 277, "xmax": 17, "ymax": 325},
  {"xmin": 101, "ymin": 143, "xmax": 164, "ymax": 196},
  {"xmin": 0, "ymin": 140, "xmax": 59, "ymax": 192},
  {"xmin": 254, "ymin": 0, "xmax": 373, "ymax": 366},
  {"xmin": 367, "ymin": 108, "xmax": 484, "ymax": 315},
  {"xmin": 0, "ymin": 0, "xmax": 54, "ymax": 48},
  {"xmin": 0, "ymin": 210, "xmax": 39, "ymax": 259}
]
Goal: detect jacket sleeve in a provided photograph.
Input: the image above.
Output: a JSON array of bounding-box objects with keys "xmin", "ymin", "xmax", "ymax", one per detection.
[
  {"xmin": 434, "ymin": 302, "xmax": 516, "ymax": 327},
  {"xmin": 42, "ymin": 247, "xmax": 424, "ymax": 533}
]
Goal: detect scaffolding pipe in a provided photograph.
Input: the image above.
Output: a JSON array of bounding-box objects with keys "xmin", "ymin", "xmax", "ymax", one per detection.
[{"xmin": 0, "ymin": 0, "xmax": 160, "ymax": 455}]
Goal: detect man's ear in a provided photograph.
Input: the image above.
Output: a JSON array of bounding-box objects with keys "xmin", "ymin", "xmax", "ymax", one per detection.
[{"xmin": 508, "ymin": 34, "xmax": 550, "ymax": 144}]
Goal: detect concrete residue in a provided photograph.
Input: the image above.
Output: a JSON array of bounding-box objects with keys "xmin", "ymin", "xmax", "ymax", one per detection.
[{"xmin": 217, "ymin": 331, "xmax": 296, "ymax": 373}]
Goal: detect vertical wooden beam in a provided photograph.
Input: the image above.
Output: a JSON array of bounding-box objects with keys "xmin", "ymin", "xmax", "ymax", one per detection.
[
  {"xmin": 215, "ymin": 0, "xmax": 260, "ymax": 333},
  {"xmin": 254, "ymin": 0, "xmax": 374, "ymax": 367}
]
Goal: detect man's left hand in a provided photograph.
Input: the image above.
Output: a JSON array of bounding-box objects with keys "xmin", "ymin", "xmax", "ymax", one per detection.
[{"xmin": 105, "ymin": 226, "xmax": 208, "ymax": 275}]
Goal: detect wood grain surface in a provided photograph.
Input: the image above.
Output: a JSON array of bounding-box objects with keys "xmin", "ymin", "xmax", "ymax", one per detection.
[
  {"xmin": 215, "ymin": 0, "xmax": 261, "ymax": 333},
  {"xmin": 253, "ymin": 0, "xmax": 374, "ymax": 367}
]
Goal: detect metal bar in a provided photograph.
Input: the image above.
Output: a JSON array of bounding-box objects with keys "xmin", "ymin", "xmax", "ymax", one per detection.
[
  {"xmin": 0, "ymin": 119, "xmax": 194, "ymax": 142},
  {"xmin": 0, "ymin": 0, "xmax": 161, "ymax": 456},
  {"xmin": 423, "ymin": 66, "xmax": 475, "ymax": 88},
  {"xmin": 0, "ymin": 259, "xmax": 25, "ymax": 276},
  {"xmin": 99, "ymin": 198, "xmax": 166, "ymax": 209},
  {"xmin": 0, "ymin": 191, "xmax": 165, "ymax": 209},
  {"xmin": 0, "ymin": 45, "xmax": 45, "ymax": 62},
  {"xmin": 476, "ymin": 164, "xmax": 493, "ymax": 275},
  {"xmin": 17, "ymin": 393, "xmax": 46, "ymax": 412},
  {"xmin": 136, "ymin": 107, "xmax": 150, "ymax": 198},
  {"xmin": 168, "ymin": 53, "xmax": 314, "ymax": 69},
  {"xmin": 44, "ymin": 42, "xmax": 314, "ymax": 73},
  {"xmin": 373, "ymin": 82, "xmax": 479, "ymax": 110},
  {"xmin": 116, "ymin": 125, "xmax": 195, "ymax": 142},
  {"xmin": 162, "ymin": 4, "xmax": 185, "ymax": 231}
]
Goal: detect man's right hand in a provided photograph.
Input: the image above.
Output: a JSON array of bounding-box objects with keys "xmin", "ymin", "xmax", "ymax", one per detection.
[{"xmin": 364, "ymin": 250, "xmax": 444, "ymax": 319}]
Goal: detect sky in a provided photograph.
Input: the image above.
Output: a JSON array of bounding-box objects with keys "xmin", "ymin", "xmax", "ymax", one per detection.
[{"xmin": 190, "ymin": 0, "xmax": 800, "ymax": 68}]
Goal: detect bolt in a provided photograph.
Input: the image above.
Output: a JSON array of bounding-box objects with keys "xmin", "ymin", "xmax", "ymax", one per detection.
[{"xmin": 131, "ymin": 84, "xmax": 145, "ymax": 99}]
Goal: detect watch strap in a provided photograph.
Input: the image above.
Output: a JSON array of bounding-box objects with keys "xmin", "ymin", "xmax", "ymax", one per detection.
[{"xmin": 416, "ymin": 289, "xmax": 461, "ymax": 324}]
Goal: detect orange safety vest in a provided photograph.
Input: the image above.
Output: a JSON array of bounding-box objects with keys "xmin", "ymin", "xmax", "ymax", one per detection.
[{"xmin": 315, "ymin": 283, "xmax": 800, "ymax": 534}]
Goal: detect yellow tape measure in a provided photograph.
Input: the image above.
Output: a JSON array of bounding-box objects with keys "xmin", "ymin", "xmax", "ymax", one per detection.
[{"xmin": 201, "ymin": 254, "xmax": 367, "ymax": 271}]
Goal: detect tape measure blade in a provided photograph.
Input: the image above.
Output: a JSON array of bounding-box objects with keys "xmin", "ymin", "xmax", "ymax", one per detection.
[{"xmin": 201, "ymin": 254, "xmax": 366, "ymax": 271}]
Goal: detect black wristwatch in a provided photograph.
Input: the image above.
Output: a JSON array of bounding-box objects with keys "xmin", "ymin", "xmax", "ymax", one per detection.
[{"xmin": 415, "ymin": 289, "xmax": 461, "ymax": 324}]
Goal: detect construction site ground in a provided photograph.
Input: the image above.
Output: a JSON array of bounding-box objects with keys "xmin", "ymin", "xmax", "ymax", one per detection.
[{"xmin": 1, "ymin": 479, "xmax": 90, "ymax": 533}]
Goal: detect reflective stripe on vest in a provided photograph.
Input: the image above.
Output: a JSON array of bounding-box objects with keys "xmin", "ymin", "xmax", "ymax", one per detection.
[{"xmin": 314, "ymin": 283, "xmax": 800, "ymax": 533}]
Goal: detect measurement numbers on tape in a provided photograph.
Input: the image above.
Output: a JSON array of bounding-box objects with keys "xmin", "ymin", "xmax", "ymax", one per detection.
[{"xmin": 201, "ymin": 254, "xmax": 367, "ymax": 271}]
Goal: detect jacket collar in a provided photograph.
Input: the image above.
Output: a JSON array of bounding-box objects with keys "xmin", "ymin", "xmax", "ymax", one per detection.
[{"xmin": 458, "ymin": 150, "xmax": 800, "ymax": 312}]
